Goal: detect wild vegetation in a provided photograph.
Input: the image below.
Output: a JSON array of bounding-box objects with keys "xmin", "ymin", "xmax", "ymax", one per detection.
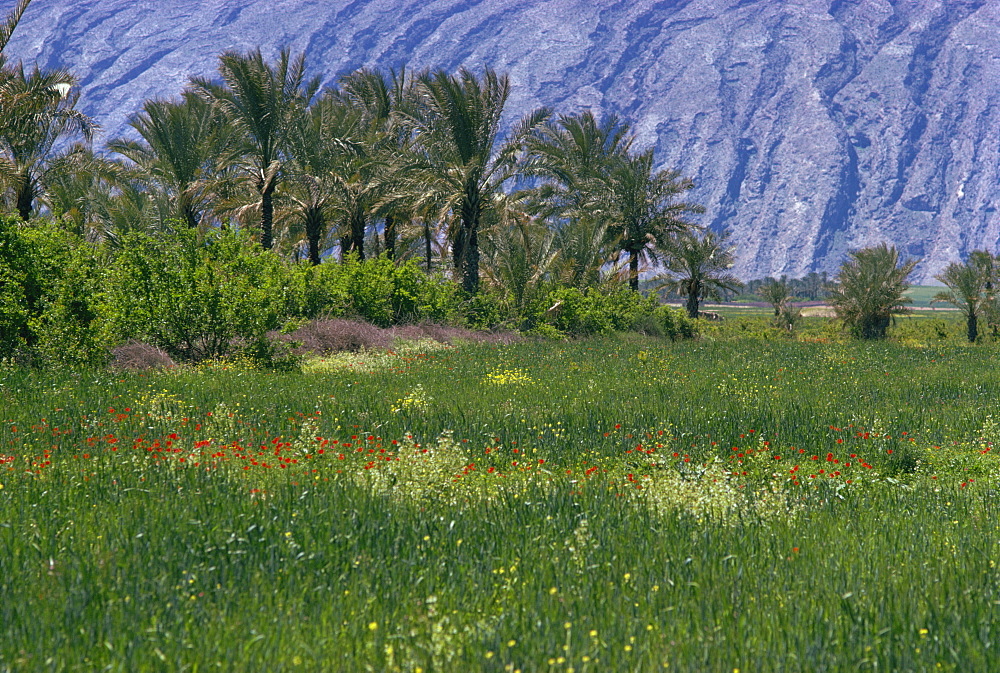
[
  {"xmin": 5, "ymin": 334, "xmax": 1000, "ymax": 671},
  {"xmin": 1, "ymin": 30, "xmax": 704, "ymax": 302},
  {"xmin": 5, "ymin": 1, "xmax": 999, "ymax": 353},
  {"xmin": 5, "ymin": 4, "xmax": 1000, "ymax": 671}
]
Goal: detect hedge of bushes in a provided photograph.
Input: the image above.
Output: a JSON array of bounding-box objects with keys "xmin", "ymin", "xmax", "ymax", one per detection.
[{"xmin": 0, "ymin": 217, "xmax": 696, "ymax": 366}]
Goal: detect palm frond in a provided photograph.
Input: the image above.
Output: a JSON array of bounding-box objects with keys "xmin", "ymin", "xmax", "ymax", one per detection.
[{"xmin": 0, "ymin": 0, "xmax": 31, "ymax": 55}]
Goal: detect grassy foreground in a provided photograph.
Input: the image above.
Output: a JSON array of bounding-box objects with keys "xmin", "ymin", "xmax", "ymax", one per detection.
[{"xmin": 3, "ymin": 335, "xmax": 1000, "ymax": 671}]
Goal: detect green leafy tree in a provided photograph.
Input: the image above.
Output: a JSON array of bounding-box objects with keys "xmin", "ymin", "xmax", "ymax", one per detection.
[
  {"xmin": 932, "ymin": 252, "xmax": 995, "ymax": 343},
  {"xmin": 829, "ymin": 243, "xmax": 917, "ymax": 340},
  {"xmin": 401, "ymin": 67, "xmax": 549, "ymax": 294},
  {"xmin": 192, "ymin": 48, "xmax": 320, "ymax": 249},
  {"xmin": 100, "ymin": 228, "xmax": 294, "ymax": 361},
  {"xmin": 657, "ymin": 229, "xmax": 742, "ymax": 319},
  {"xmin": 0, "ymin": 216, "xmax": 103, "ymax": 363}
]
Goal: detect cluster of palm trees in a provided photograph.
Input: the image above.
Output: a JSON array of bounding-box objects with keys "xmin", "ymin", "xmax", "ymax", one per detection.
[
  {"xmin": 0, "ymin": 0, "xmax": 96, "ymax": 223},
  {"xmin": 3, "ymin": 0, "xmax": 722, "ymax": 302},
  {"xmin": 822, "ymin": 244, "xmax": 1000, "ymax": 342}
]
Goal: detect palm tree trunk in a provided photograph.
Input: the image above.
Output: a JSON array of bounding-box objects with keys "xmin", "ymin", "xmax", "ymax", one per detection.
[
  {"xmin": 349, "ymin": 209, "xmax": 365, "ymax": 261},
  {"xmin": 458, "ymin": 188, "xmax": 480, "ymax": 294},
  {"xmin": 16, "ymin": 172, "xmax": 33, "ymax": 221},
  {"xmin": 463, "ymin": 223, "xmax": 479, "ymax": 294},
  {"xmin": 629, "ymin": 249, "xmax": 639, "ymax": 292},
  {"xmin": 260, "ymin": 182, "xmax": 275, "ymax": 249},
  {"xmin": 384, "ymin": 215, "xmax": 396, "ymax": 261},
  {"xmin": 968, "ymin": 312, "xmax": 978, "ymax": 343},
  {"xmin": 452, "ymin": 227, "xmax": 465, "ymax": 270},
  {"xmin": 424, "ymin": 220, "xmax": 433, "ymax": 272},
  {"xmin": 181, "ymin": 197, "xmax": 200, "ymax": 229},
  {"xmin": 686, "ymin": 280, "xmax": 700, "ymax": 319},
  {"xmin": 305, "ymin": 206, "xmax": 324, "ymax": 266}
]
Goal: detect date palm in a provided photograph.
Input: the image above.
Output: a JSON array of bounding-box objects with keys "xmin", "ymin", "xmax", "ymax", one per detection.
[
  {"xmin": 0, "ymin": 62, "xmax": 96, "ymax": 220},
  {"xmin": 192, "ymin": 48, "xmax": 320, "ymax": 249},
  {"xmin": 932, "ymin": 252, "xmax": 995, "ymax": 342},
  {"xmin": 829, "ymin": 243, "xmax": 917, "ymax": 340},
  {"xmin": 758, "ymin": 277, "xmax": 792, "ymax": 317},
  {"xmin": 657, "ymin": 229, "xmax": 742, "ymax": 319},
  {"xmin": 108, "ymin": 92, "xmax": 227, "ymax": 230},
  {"xmin": 401, "ymin": 67, "xmax": 549, "ymax": 294},
  {"xmin": 283, "ymin": 94, "xmax": 361, "ymax": 265},
  {"xmin": 480, "ymin": 206, "xmax": 557, "ymax": 309},
  {"xmin": 523, "ymin": 110, "xmax": 632, "ymax": 215},
  {"xmin": 44, "ymin": 143, "xmax": 130, "ymax": 237},
  {"xmin": 2, "ymin": 1, "xmax": 88, "ymax": 220},
  {"xmin": 0, "ymin": 0, "xmax": 31, "ymax": 67},
  {"xmin": 588, "ymin": 149, "xmax": 701, "ymax": 291},
  {"xmin": 522, "ymin": 110, "xmax": 633, "ymax": 288},
  {"xmin": 337, "ymin": 67, "xmax": 421, "ymax": 260}
]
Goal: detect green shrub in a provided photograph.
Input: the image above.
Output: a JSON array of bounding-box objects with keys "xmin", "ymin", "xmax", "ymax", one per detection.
[
  {"xmin": 299, "ymin": 255, "xmax": 463, "ymax": 327},
  {"xmin": 100, "ymin": 228, "xmax": 295, "ymax": 362},
  {"xmin": 527, "ymin": 285, "xmax": 668, "ymax": 337},
  {"xmin": 0, "ymin": 218, "xmax": 104, "ymax": 364},
  {"xmin": 651, "ymin": 304, "xmax": 697, "ymax": 340},
  {"xmin": 462, "ymin": 288, "xmax": 515, "ymax": 330},
  {"xmin": 0, "ymin": 218, "xmax": 33, "ymax": 358}
]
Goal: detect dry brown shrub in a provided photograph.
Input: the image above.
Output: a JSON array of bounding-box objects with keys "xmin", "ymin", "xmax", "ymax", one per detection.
[
  {"xmin": 276, "ymin": 319, "xmax": 519, "ymax": 356},
  {"xmin": 110, "ymin": 341, "xmax": 176, "ymax": 371},
  {"xmin": 280, "ymin": 319, "xmax": 391, "ymax": 354},
  {"xmin": 388, "ymin": 322, "xmax": 520, "ymax": 345}
]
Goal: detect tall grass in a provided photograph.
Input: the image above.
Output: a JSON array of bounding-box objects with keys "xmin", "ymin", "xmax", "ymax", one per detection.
[{"xmin": 3, "ymin": 335, "xmax": 1000, "ymax": 671}]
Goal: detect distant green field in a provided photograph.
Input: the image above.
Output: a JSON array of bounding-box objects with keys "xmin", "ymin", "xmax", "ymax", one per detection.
[
  {"xmin": 685, "ymin": 285, "xmax": 948, "ymax": 314},
  {"xmin": 905, "ymin": 285, "xmax": 945, "ymax": 308}
]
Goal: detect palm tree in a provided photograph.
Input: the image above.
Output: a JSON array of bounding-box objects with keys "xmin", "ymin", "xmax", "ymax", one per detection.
[
  {"xmin": 657, "ymin": 229, "xmax": 742, "ymax": 319},
  {"xmin": 192, "ymin": 48, "xmax": 320, "ymax": 249},
  {"xmin": 523, "ymin": 110, "xmax": 632, "ymax": 213},
  {"xmin": 758, "ymin": 277, "xmax": 792, "ymax": 317},
  {"xmin": 549, "ymin": 216, "xmax": 609, "ymax": 289},
  {"xmin": 828, "ymin": 243, "xmax": 917, "ymax": 340},
  {"xmin": 521, "ymin": 110, "xmax": 634, "ymax": 288},
  {"xmin": 401, "ymin": 67, "xmax": 549, "ymax": 294},
  {"xmin": 108, "ymin": 92, "xmax": 227, "ymax": 230},
  {"xmin": 337, "ymin": 67, "xmax": 421, "ymax": 261},
  {"xmin": 589, "ymin": 150, "xmax": 702, "ymax": 291},
  {"xmin": 480, "ymin": 206, "xmax": 557, "ymax": 310},
  {"xmin": 44, "ymin": 143, "xmax": 128, "ymax": 238},
  {"xmin": 0, "ymin": 63, "xmax": 96, "ymax": 220},
  {"xmin": 932, "ymin": 253, "xmax": 995, "ymax": 343},
  {"xmin": 282, "ymin": 93, "xmax": 362, "ymax": 264},
  {"xmin": 0, "ymin": 0, "xmax": 31, "ymax": 67}
]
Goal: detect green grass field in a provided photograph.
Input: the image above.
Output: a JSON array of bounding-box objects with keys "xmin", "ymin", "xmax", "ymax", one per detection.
[
  {"xmin": 3, "ymin": 334, "xmax": 1000, "ymax": 671},
  {"xmin": 905, "ymin": 285, "xmax": 946, "ymax": 308}
]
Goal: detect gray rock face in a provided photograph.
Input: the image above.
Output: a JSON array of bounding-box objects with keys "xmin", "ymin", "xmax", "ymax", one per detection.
[{"xmin": 6, "ymin": 0, "xmax": 1000, "ymax": 282}]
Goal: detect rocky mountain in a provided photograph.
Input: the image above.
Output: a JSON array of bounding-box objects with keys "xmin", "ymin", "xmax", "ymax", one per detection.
[{"xmin": 6, "ymin": 0, "xmax": 1000, "ymax": 282}]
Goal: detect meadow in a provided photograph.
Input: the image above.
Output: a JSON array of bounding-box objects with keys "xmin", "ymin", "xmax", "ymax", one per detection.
[{"xmin": 4, "ymin": 326, "xmax": 1000, "ymax": 672}]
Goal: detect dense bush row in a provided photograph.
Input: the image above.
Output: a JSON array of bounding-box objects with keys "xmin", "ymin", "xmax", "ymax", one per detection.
[{"xmin": 0, "ymin": 217, "xmax": 695, "ymax": 366}]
